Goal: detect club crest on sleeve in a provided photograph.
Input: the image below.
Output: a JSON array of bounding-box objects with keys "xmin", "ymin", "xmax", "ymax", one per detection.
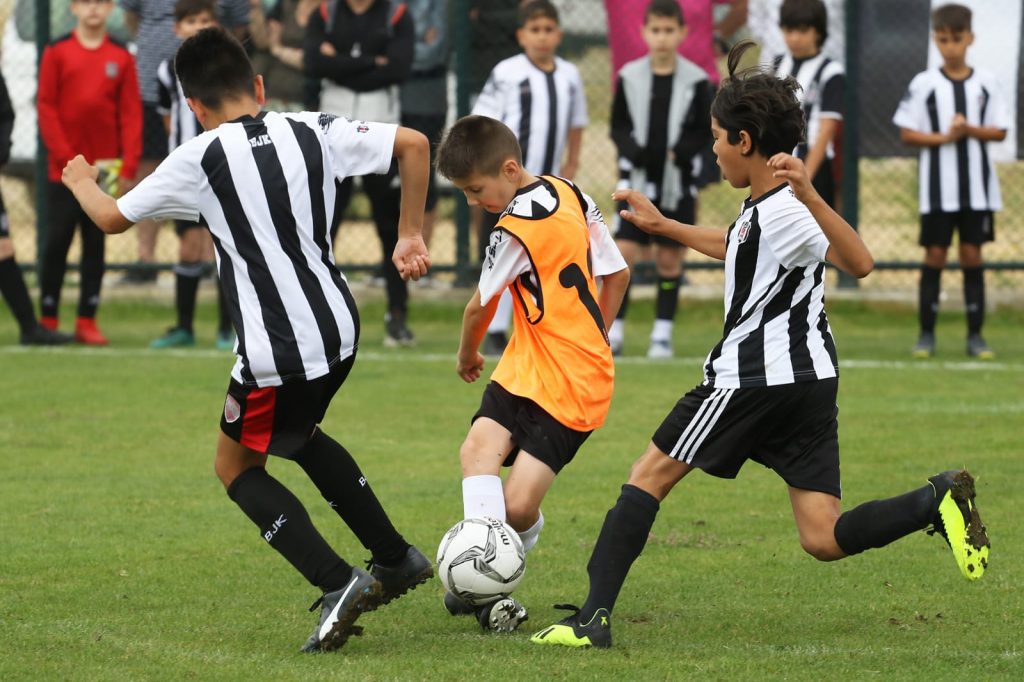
[
  {"xmin": 317, "ymin": 113, "xmax": 338, "ymax": 131},
  {"xmin": 224, "ymin": 395, "xmax": 241, "ymax": 423},
  {"xmin": 737, "ymin": 220, "xmax": 751, "ymax": 244}
]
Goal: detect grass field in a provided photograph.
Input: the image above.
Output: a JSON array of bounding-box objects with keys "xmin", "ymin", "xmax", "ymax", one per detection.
[{"xmin": 2, "ymin": 290, "xmax": 1023, "ymax": 681}]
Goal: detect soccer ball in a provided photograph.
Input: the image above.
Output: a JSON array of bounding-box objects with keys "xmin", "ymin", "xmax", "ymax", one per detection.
[{"xmin": 436, "ymin": 517, "xmax": 526, "ymax": 606}]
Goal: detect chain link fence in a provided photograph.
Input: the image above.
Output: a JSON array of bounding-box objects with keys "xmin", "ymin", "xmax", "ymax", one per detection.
[{"xmin": 2, "ymin": 0, "xmax": 1021, "ymax": 298}]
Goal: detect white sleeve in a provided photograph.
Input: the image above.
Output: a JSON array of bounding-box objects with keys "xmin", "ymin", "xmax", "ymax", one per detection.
[
  {"xmin": 117, "ymin": 144, "xmax": 201, "ymax": 223},
  {"xmin": 582, "ymin": 191, "xmax": 627, "ymax": 277},
  {"xmin": 982, "ymin": 76, "xmax": 1011, "ymax": 130},
  {"xmin": 319, "ymin": 115, "xmax": 397, "ymax": 180},
  {"xmin": 760, "ymin": 197, "xmax": 830, "ymax": 269},
  {"xmin": 478, "ymin": 229, "xmax": 531, "ymax": 305},
  {"xmin": 892, "ymin": 73, "xmax": 928, "ymax": 132},
  {"xmin": 471, "ymin": 70, "xmax": 505, "ymax": 120},
  {"xmin": 569, "ymin": 66, "xmax": 589, "ymax": 128}
]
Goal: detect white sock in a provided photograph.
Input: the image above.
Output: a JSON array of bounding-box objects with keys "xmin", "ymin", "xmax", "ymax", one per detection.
[
  {"xmin": 462, "ymin": 475, "xmax": 506, "ymax": 521},
  {"xmin": 651, "ymin": 319, "xmax": 673, "ymax": 342},
  {"xmin": 609, "ymin": 318, "xmax": 625, "ymax": 346},
  {"xmin": 517, "ymin": 510, "xmax": 544, "ymax": 552},
  {"xmin": 487, "ymin": 290, "xmax": 513, "ymax": 334}
]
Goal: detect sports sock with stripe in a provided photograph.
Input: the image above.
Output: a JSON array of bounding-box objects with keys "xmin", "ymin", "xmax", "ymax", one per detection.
[
  {"xmin": 654, "ymin": 274, "xmax": 680, "ymax": 326},
  {"xmin": 294, "ymin": 429, "xmax": 409, "ymax": 566},
  {"xmin": 579, "ymin": 484, "xmax": 660, "ymax": 622},
  {"xmin": 227, "ymin": 466, "xmax": 353, "ymax": 591}
]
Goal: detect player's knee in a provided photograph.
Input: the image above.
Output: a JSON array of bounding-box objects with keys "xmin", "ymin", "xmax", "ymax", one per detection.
[
  {"xmin": 504, "ymin": 500, "xmax": 537, "ymax": 533},
  {"xmin": 459, "ymin": 437, "xmax": 492, "ymax": 477},
  {"xmin": 800, "ymin": 534, "xmax": 843, "ymax": 562}
]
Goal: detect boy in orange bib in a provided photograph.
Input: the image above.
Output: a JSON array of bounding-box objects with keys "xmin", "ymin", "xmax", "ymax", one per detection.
[{"xmin": 435, "ymin": 115, "xmax": 630, "ymax": 631}]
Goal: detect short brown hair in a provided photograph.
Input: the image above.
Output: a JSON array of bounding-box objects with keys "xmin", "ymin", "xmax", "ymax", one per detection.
[
  {"xmin": 519, "ymin": 0, "xmax": 559, "ymax": 27},
  {"xmin": 645, "ymin": 0, "xmax": 684, "ymax": 26},
  {"xmin": 175, "ymin": 0, "xmax": 215, "ymax": 23},
  {"xmin": 932, "ymin": 4, "xmax": 971, "ymax": 33},
  {"xmin": 436, "ymin": 116, "xmax": 523, "ymax": 180}
]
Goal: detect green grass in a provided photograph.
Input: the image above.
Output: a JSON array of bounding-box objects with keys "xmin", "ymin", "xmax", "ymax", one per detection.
[{"xmin": 2, "ymin": 292, "xmax": 1023, "ymax": 680}]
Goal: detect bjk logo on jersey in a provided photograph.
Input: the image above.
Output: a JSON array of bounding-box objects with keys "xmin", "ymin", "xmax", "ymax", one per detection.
[
  {"xmin": 737, "ymin": 220, "xmax": 751, "ymax": 244},
  {"xmin": 356, "ymin": 122, "xmax": 370, "ymax": 133}
]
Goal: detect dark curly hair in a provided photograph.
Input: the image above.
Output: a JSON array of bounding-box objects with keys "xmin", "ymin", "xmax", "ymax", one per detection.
[{"xmin": 710, "ymin": 41, "xmax": 805, "ymax": 158}]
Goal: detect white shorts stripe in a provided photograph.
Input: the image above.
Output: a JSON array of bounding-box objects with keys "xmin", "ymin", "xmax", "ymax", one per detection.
[
  {"xmin": 680, "ymin": 390, "xmax": 734, "ymax": 463},
  {"xmin": 669, "ymin": 388, "xmax": 731, "ymax": 461}
]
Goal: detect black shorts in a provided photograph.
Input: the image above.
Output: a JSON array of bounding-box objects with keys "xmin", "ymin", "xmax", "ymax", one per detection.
[
  {"xmin": 652, "ymin": 378, "xmax": 841, "ymax": 497},
  {"xmin": 401, "ymin": 113, "xmax": 446, "ymax": 211},
  {"xmin": 472, "ymin": 381, "xmax": 591, "ymax": 474},
  {"xmin": 0, "ymin": 187, "xmax": 8, "ymax": 238},
  {"xmin": 142, "ymin": 104, "xmax": 168, "ymax": 161},
  {"xmin": 615, "ymin": 196, "xmax": 695, "ymax": 247},
  {"xmin": 220, "ymin": 355, "xmax": 356, "ymax": 458},
  {"xmin": 920, "ymin": 211, "xmax": 995, "ymax": 247},
  {"xmin": 175, "ymin": 219, "xmax": 208, "ymax": 237}
]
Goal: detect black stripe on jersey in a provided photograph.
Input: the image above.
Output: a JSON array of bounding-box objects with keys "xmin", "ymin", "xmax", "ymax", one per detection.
[
  {"xmin": 736, "ymin": 267, "xmax": 806, "ymax": 387},
  {"xmin": 979, "ymin": 87, "xmax": 992, "ymax": 205},
  {"xmin": 786, "ymin": 268, "xmax": 816, "ymax": 379},
  {"xmin": 813, "ymin": 265, "xmax": 838, "ymax": 370},
  {"xmin": 925, "ymin": 91, "xmax": 942, "ymax": 212},
  {"xmin": 247, "ymin": 120, "xmax": 342, "ymax": 363},
  {"xmin": 287, "ymin": 119, "xmax": 361, "ymax": 345},
  {"xmin": 705, "ymin": 211, "xmax": 763, "ymax": 383},
  {"xmin": 518, "ymin": 78, "xmax": 532, "ymax": 171},
  {"xmin": 951, "ymin": 79, "xmax": 970, "ymax": 209},
  {"xmin": 201, "ymin": 137, "xmax": 304, "ymax": 380},
  {"xmin": 542, "ymin": 71, "xmax": 558, "ymax": 174},
  {"xmin": 211, "ymin": 233, "xmax": 255, "ymax": 384}
]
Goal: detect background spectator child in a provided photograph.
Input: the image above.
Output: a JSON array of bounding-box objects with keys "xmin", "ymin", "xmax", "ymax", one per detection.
[{"xmin": 37, "ymin": 0, "xmax": 143, "ymax": 344}]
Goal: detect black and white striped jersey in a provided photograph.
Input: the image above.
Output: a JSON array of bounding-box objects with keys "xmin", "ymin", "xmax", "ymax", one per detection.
[
  {"xmin": 156, "ymin": 58, "xmax": 201, "ymax": 153},
  {"xmin": 118, "ymin": 112, "xmax": 397, "ymax": 387},
  {"xmin": 703, "ymin": 183, "xmax": 837, "ymax": 389},
  {"xmin": 892, "ymin": 67, "xmax": 1009, "ymax": 214},
  {"xmin": 772, "ymin": 52, "xmax": 844, "ymax": 160},
  {"xmin": 472, "ymin": 54, "xmax": 588, "ymax": 175}
]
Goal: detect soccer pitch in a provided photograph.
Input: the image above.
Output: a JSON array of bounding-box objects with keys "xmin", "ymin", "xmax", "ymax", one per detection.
[{"xmin": 2, "ymin": 293, "xmax": 1022, "ymax": 680}]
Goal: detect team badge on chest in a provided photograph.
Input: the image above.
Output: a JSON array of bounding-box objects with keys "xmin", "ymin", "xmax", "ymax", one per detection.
[{"xmin": 737, "ymin": 220, "xmax": 752, "ymax": 244}]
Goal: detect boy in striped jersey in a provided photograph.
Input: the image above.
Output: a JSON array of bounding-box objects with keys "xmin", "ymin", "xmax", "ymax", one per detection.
[
  {"xmin": 61, "ymin": 28, "xmax": 434, "ymax": 653},
  {"xmin": 149, "ymin": 0, "xmax": 235, "ymax": 350},
  {"xmin": 532, "ymin": 42, "xmax": 989, "ymax": 650},
  {"xmin": 893, "ymin": 4, "xmax": 1008, "ymax": 360}
]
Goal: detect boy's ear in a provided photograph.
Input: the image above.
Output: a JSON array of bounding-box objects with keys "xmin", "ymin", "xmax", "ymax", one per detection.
[
  {"xmin": 738, "ymin": 130, "xmax": 754, "ymax": 156},
  {"xmin": 253, "ymin": 74, "xmax": 266, "ymax": 106},
  {"xmin": 501, "ymin": 158, "xmax": 520, "ymax": 180}
]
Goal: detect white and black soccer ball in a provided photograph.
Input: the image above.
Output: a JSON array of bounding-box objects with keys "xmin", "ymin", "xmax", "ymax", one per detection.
[{"xmin": 436, "ymin": 517, "xmax": 526, "ymax": 606}]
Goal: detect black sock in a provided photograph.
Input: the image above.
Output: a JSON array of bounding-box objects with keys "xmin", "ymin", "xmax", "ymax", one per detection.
[
  {"xmin": 294, "ymin": 430, "xmax": 409, "ymax": 566},
  {"xmin": 654, "ymin": 275, "xmax": 680, "ymax": 322},
  {"xmin": 962, "ymin": 265, "xmax": 985, "ymax": 336},
  {"xmin": 833, "ymin": 483, "xmax": 936, "ymax": 556},
  {"xmin": 918, "ymin": 266, "xmax": 942, "ymax": 334},
  {"xmin": 227, "ymin": 467, "xmax": 352, "ymax": 591},
  {"xmin": 579, "ymin": 484, "xmax": 660, "ymax": 621},
  {"xmin": 616, "ymin": 280, "xmax": 631, "ymax": 320},
  {"xmin": 0, "ymin": 257, "xmax": 38, "ymax": 333},
  {"xmin": 174, "ymin": 262, "xmax": 202, "ymax": 333},
  {"xmin": 216, "ymin": 275, "xmax": 232, "ymax": 334}
]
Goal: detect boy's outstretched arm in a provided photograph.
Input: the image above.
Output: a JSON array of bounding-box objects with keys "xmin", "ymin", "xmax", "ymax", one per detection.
[
  {"xmin": 597, "ymin": 267, "xmax": 630, "ymax": 331},
  {"xmin": 456, "ymin": 290, "xmax": 501, "ymax": 383},
  {"xmin": 613, "ymin": 189, "xmax": 728, "ymax": 260},
  {"xmin": 768, "ymin": 153, "xmax": 874, "ymax": 279},
  {"xmin": 62, "ymin": 155, "xmax": 133, "ymax": 234},
  {"xmin": 392, "ymin": 126, "xmax": 432, "ymax": 280}
]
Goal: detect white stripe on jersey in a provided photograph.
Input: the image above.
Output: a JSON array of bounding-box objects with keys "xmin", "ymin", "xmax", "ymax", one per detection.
[
  {"xmin": 703, "ymin": 183, "xmax": 837, "ymax": 389},
  {"xmin": 117, "ymin": 112, "xmax": 397, "ymax": 387},
  {"xmin": 156, "ymin": 59, "xmax": 201, "ymax": 152},
  {"xmin": 471, "ymin": 54, "xmax": 588, "ymax": 176},
  {"xmin": 892, "ymin": 67, "xmax": 1009, "ymax": 213},
  {"xmin": 773, "ymin": 53, "xmax": 844, "ymax": 159}
]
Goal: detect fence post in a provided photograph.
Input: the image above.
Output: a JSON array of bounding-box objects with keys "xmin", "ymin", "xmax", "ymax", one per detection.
[
  {"xmin": 452, "ymin": 0, "xmax": 473, "ymax": 286},
  {"xmin": 34, "ymin": 0, "xmax": 51, "ymax": 268},
  {"xmin": 838, "ymin": 0, "xmax": 859, "ymax": 289}
]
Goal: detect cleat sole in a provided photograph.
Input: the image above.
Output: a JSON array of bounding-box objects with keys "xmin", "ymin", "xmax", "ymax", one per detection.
[{"xmin": 938, "ymin": 471, "xmax": 990, "ymax": 580}]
